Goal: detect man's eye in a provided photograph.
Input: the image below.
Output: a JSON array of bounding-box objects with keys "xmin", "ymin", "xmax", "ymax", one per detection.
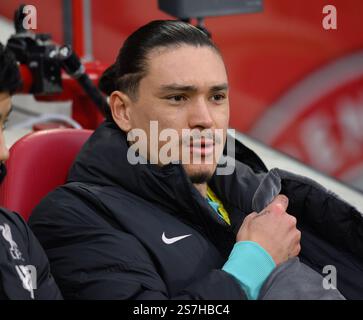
[
  {"xmin": 167, "ymin": 95, "xmax": 187, "ymax": 102},
  {"xmin": 211, "ymin": 94, "xmax": 226, "ymax": 102}
]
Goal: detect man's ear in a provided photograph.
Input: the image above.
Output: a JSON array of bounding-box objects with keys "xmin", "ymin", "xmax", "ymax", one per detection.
[{"xmin": 109, "ymin": 91, "xmax": 133, "ymax": 132}]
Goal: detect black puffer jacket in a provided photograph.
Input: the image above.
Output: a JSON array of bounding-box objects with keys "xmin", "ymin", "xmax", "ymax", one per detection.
[{"xmin": 29, "ymin": 121, "xmax": 363, "ymax": 299}]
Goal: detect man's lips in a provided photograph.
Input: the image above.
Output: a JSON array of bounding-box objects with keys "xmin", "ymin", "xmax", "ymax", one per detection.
[{"xmin": 187, "ymin": 139, "xmax": 215, "ymax": 156}]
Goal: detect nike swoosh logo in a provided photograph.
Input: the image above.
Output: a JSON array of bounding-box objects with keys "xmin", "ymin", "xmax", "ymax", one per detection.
[{"xmin": 162, "ymin": 232, "xmax": 192, "ymax": 244}]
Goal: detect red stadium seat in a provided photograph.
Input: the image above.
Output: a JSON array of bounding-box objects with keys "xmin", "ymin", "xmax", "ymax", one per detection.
[{"xmin": 0, "ymin": 129, "xmax": 93, "ymax": 221}]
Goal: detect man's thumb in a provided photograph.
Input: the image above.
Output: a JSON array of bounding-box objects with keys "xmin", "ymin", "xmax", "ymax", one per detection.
[{"xmin": 265, "ymin": 194, "xmax": 289, "ymax": 213}]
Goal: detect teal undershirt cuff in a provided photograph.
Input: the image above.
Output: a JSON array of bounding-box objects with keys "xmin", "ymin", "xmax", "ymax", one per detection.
[
  {"xmin": 205, "ymin": 197, "xmax": 275, "ymax": 299},
  {"xmin": 222, "ymin": 241, "xmax": 276, "ymax": 300}
]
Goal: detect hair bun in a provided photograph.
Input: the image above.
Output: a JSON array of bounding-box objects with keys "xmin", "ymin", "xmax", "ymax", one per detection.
[{"xmin": 98, "ymin": 63, "xmax": 118, "ymax": 96}]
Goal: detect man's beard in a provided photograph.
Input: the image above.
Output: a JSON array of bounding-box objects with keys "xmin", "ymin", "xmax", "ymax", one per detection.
[{"xmin": 189, "ymin": 172, "xmax": 213, "ymax": 184}]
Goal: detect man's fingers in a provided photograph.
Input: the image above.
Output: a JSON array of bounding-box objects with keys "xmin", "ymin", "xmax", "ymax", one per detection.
[
  {"xmin": 248, "ymin": 212, "xmax": 258, "ymax": 219},
  {"xmin": 289, "ymin": 243, "xmax": 301, "ymax": 258},
  {"xmin": 287, "ymin": 229, "xmax": 301, "ymax": 257},
  {"xmin": 263, "ymin": 194, "xmax": 289, "ymax": 214},
  {"xmin": 243, "ymin": 212, "xmax": 258, "ymax": 225}
]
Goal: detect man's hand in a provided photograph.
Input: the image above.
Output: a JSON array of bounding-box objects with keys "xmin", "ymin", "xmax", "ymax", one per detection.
[{"xmin": 236, "ymin": 195, "xmax": 301, "ymax": 266}]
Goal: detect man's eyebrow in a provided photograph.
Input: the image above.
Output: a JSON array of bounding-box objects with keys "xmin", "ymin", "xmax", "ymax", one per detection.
[
  {"xmin": 158, "ymin": 84, "xmax": 198, "ymax": 93},
  {"xmin": 158, "ymin": 83, "xmax": 229, "ymax": 93},
  {"xmin": 209, "ymin": 83, "xmax": 229, "ymax": 92}
]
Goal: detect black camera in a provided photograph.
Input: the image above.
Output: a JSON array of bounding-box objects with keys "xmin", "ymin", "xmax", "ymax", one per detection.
[
  {"xmin": 5, "ymin": 4, "xmax": 108, "ymax": 115},
  {"xmin": 6, "ymin": 4, "xmax": 62, "ymax": 95}
]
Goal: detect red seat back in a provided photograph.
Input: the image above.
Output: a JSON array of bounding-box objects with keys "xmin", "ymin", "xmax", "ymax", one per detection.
[{"xmin": 0, "ymin": 129, "xmax": 92, "ymax": 221}]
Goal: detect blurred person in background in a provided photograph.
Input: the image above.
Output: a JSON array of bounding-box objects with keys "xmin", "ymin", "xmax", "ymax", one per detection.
[{"xmin": 0, "ymin": 42, "xmax": 62, "ymax": 300}]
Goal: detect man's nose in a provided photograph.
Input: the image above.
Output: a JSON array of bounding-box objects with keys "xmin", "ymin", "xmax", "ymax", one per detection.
[
  {"xmin": 188, "ymin": 97, "xmax": 214, "ymax": 129},
  {"xmin": 0, "ymin": 133, "xmax": 10, "ymax": 162}
]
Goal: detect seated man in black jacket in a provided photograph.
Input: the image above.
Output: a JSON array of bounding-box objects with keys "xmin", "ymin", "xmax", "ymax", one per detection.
[
  {"xmin": 29, "ymin": 21, "xmax": 360, "ymax": 300},
  {"xmin": 0, "ymin": 42, "xmax": 62, "ymax": 300}
]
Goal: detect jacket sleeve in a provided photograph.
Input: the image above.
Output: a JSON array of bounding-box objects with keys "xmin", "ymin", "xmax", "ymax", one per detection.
[
  {"xmin": 0, "ymin": 210, "xmax": 63, "ymax": 300},
  {"xmin": 13, "ymin": 212, "xmax": 63, "ymax": 300},
  {"xmin": 278, "ymin": 170, "xmax": 363, "ymax": 299},
  {"xmin": 29, "ymin": 193, "xmax": 246, "ymax": 300}
]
